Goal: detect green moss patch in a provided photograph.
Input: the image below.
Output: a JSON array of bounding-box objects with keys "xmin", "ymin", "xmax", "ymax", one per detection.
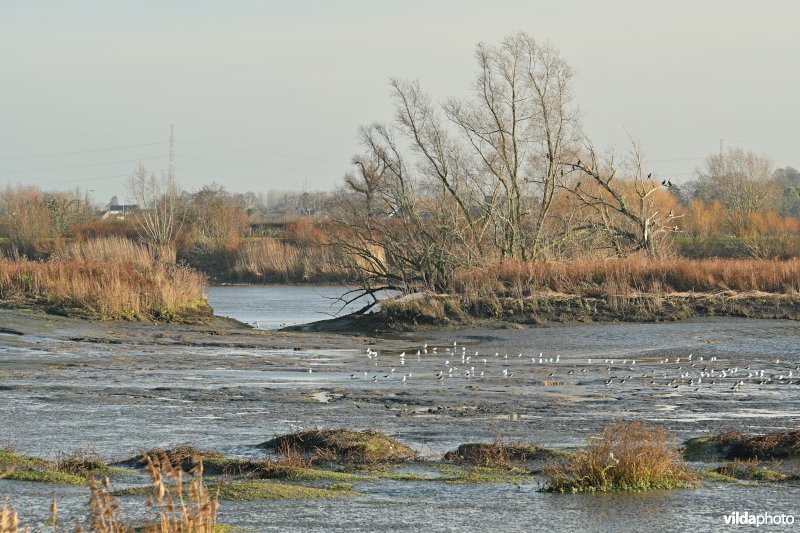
[
  {"xmin": 256, "ymin": 464, "xmax": 367, "ymax": 482},
  {"xmin": 3, "ymin": 470, "xmax": 86, "ymax": 485},
  {"xmin": 0, "ymin": 449, "xmax": 89, "ymax": 485},
  {"xmin": 714, "ymin": 461, "xmax": 788, "ymax": 482},
  {"xmin": 213, "ymin": 480, "xmax": 358, "ymax": 501},
  {"xmin": 439, "ymin": 465, "xmax": 532, "ymax": 485}
]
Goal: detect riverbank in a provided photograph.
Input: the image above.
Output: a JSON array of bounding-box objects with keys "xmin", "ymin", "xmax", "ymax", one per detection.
[{"xmin": 286, "ymin": 291, "xmax": 800, "ymax": 334}]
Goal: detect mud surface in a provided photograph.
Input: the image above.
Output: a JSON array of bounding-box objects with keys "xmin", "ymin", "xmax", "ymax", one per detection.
[{"xmin": 1, "ymin": 308, "xmax": 799, "ymax": 531}]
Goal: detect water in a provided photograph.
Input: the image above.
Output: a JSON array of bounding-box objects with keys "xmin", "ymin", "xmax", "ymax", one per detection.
[
  {"xmin": 207, "ymin": 285, "xmax": 389, "ymax": 329},
  {"xmin": 1, "ymin": 288, "xmax": 800, "ymax": 532}
]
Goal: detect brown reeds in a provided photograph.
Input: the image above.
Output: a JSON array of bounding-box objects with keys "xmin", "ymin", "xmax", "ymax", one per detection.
[
  {"xmin": 231, "ymin": 238, "xmax": 352, "ymax": 283},
  {"xmin": 544, "ymin": 421, "xmax": 697, "ymax": 493},
  {"xmin": 452, "ymin": 257, "xmax": 800, "ymax": 299},
  {"xmin": 59, "ymin": 237, "xmax": 153, "ymax": 267},
  {"xmin": 0, "ymin": 500, "xmax": 24, "ymax": 533},
  {"xmin": 2, "ymin": 453, "xmax": 219, "ymax": 532},
  {"xmin": 81, "ymin": 454, "xmax": 218, "ymax": 533},
  {"xmin": 0, "ymin": 257, "xmax": 208, "ymax": 321}
]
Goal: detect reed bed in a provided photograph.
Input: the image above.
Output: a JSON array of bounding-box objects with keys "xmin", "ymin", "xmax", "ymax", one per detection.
[
  {"xmin": 452, "ymin": 257, "xmax": 800, "ymax": 298},
  {"xmin": 0, "ymin": 258, "xmax": 208, "ymax": 321},
  {"xmin": 60, "ymin": 237, "xmax": 153, "ymax": 267},
  {"xmin": 231, "ymin": 238, "xmax": 352, "ymax": 283}
]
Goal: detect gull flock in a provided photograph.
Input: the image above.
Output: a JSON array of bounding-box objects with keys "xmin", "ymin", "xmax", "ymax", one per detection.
[{"xmin": 346, "ymin": 341, "xmax": 800, "ymax": 393}]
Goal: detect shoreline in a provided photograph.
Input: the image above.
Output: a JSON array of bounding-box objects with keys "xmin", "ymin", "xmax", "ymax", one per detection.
[
  {"xmin": 4, "ymin": 289, "xmax": 800, "ymax": 333},
  {"xmin": 284, "ymin": 291, "xmax": 800, "ymax": 334}
]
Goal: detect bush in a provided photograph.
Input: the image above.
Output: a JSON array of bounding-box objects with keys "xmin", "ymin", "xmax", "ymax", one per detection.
[{"xmin": 544, "ymin": 421, "xmax": 697, "ymax": 493}]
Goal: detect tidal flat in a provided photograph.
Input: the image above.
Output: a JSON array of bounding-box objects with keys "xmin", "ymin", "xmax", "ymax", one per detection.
[{"xmin": 1, "ymin": 307, "xmax": 799, "ymax": 531}]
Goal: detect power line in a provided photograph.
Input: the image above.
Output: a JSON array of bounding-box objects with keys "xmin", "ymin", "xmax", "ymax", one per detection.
[
  {"xmin": 178, "ymin": 139, "xmax": 343, "ymax": 163},
  {"xmin": 0, "ymin": 141, "xmax": 168, "ymax": 161},
  {"xmin": 179, "ymin": 153, "xmax": 333, "ymax": 174},
  {"xmin": 178, "ymin": 165, "xmax": 323, "ymax": 188},
  {"xmin": 0, "ymin": 154, "xmax": 168, "ymax": 174},
  {"xmin": 0, "ymin": 126, "xmax": 164, "ymax": 145},
  {"xmin": 36, "ymin": 169, "xmax": 168, "ymax": 187}
]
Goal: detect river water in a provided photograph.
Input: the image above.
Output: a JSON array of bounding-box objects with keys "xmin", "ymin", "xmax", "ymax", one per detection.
[
  {"xmin": 207, "ymin": 285, "xmax": 393, "ymax": 329},
  {"xmin": 0, "ymin": 286, "xmax": 798, "ymax": 531}
]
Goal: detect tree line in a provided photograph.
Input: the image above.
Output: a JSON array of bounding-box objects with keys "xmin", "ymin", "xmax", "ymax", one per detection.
[{"xmin": 1, "ymin": 33, "xmax": 799, "ymax": 292}]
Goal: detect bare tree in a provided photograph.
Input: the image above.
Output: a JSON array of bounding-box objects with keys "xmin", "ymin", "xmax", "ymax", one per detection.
[
  {"xmin": 445, "ymin": 32, "xmax": 579, "ymax": 259},
  {"xmin": 0, "ymin": 185, "xmax": 53, "ymax": 256},
  {"xmin": 569, "ymin": 139, "xmax": 683, "ymax": 256},
  {"xmin": 336, "ymin": 32, "xmax": 581, "ymax": 297},
  {"xmin": 128, "ymin": 164, "xmax": 184, "ymax": 262}
]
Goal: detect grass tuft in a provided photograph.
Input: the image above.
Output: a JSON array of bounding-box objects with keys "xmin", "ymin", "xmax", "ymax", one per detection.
[{"xmin": 544, "ymin": 421, "xmax": 698, "ymax": 493}]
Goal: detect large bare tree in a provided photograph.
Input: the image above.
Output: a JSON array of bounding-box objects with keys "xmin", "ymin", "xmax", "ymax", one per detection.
[
  {"xmin": 337, "ymin": 32, "xmax": 580, "ymax": 295},
  {"xmin": 445, "ymin": 32, "xmax": 579, "ymax": 259}
]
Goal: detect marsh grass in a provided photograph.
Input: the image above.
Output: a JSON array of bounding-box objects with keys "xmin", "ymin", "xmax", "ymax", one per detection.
[
  {"xmin": 135, "ymin": 446, "xmax": 224, "ymax": 472},
  {"xmin": 444, "ymin": 435, "xmax": 544, "ymax": 467},
  {"xmin": 57, "ymin": 450, "xmax": 108, "ymax": 477},
  {"xmin": 83, "ymin": 454, "xmax": 219, "ymax": 532},
  {"xmin": 0, "ymin": 258, "xmax": 208, "ymax": 321},
  {"xmin": 60, "ymin": 237, "xmax": 153, "ymax": 267},
  {"xmin": 452, "ymin": 257, "xmax": 800, "ymax": 298},
  {"xmin": 0, "ymin": 500, "xmax": 24, "ymax": 533},
  {"xmin": 0, "ymin": 448, "xmax": 85, "ymax": 485},
  {"xmin": 261, "ymin": 429, "xmax": 416, "ymax": 466},
  {"xmin": 544, "ymin": 421, "xmax": 698, "ymax": 493}
]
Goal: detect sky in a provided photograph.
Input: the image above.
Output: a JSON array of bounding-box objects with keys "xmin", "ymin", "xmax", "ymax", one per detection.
[{"xmin": 1, "ymin": 0, "xmax": 798, "ymax": 204}]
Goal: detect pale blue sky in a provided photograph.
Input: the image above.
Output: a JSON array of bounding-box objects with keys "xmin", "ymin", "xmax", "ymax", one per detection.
[{"xmin": 1, "ymin": 0, "xmax": 798, "ymax": 203}]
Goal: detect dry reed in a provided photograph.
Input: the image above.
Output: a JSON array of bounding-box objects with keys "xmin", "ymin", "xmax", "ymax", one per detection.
[
  {"xmin": 452, "ymin": 257, "xmax": 800, "ymax": 298},
  {"xmin": 232, "ymin": 238, "xmax": 351, "ymax": 283},
  {"xmin": 0, "ymin": 258, "xmax": 208, "ymax": 321},
  {"xmin": 59, "ymin": 237, "xmax": 153, "ymax": 267}
]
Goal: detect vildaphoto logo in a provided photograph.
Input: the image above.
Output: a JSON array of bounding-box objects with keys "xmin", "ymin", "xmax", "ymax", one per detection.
[{"xmin": 723, "ymin": 511, "xmax": 795, "ymax": 527}]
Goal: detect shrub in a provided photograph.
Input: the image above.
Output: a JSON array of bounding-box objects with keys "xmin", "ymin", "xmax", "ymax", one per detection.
[{"xmin": 544, "ymin": 421, "xmax": 697, "ymax": 493}]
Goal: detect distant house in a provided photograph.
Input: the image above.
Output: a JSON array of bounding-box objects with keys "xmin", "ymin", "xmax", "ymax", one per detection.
[{"xmin": 101, "ymin": 203, "xmax": 140, "ymax": 220}]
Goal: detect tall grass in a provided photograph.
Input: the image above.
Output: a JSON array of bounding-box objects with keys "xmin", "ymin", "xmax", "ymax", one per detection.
[
  {"xmin": 452, "ymin": 257, "xmax": 800, "ymax": 298},
  {"xmin": 544, "ymin": 421, "xmax": 697, "ymax": 493},
  {"xmin": 59, "ymin": 237, "xmax": 153, "ymax": 267},
  {"xmin": 0, "ymin": 258, "xmax": 208, "ymax": 321},
  {"xmin": 231, "ymin": 238, "xmax": 351, "ymax": 283}
]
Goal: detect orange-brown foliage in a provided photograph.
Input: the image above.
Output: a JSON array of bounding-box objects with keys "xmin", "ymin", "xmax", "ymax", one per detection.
[
  {"xmin": 452, "ymin": 257, "xmax": 800, "ymax": 297},
  {"xmin": 0, "ymin": 258, "xmax": 207, "ymax": 320}
]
